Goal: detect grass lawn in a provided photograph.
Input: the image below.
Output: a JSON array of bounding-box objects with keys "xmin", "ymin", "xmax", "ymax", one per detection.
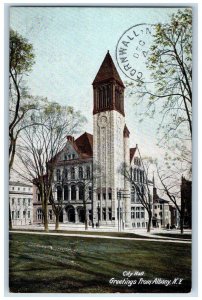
[
  {"xmin": 9, "ymin": 233, "xmax": 191, "ymax": 293},
  {"xmin": 154, "ymin": 233, "xmax": 192, "ymax": 240}
]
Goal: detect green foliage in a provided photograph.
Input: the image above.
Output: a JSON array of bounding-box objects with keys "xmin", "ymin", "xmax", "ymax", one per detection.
[{"xmin": 9, "ymin": 29, "xmax": 35, "ymax": 74}]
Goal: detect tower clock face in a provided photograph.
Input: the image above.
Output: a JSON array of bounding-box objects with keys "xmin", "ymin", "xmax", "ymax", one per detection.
[{"xmin": 98, "ymin": 116, "xmax": 108, "ymax": 127}]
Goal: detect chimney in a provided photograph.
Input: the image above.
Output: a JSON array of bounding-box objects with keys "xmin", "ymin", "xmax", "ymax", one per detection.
[{"xmin": 67, "ymin": 135, "xmax": 74, "ymax": 143}]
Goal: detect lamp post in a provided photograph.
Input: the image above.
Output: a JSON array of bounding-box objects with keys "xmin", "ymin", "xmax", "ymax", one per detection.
[
  {"xmin": 117, "ymin": 189, "xmax": 130, "ymax": 232},
  {"xmin": 98, "ymin": 201, "xmax": 100, "ymax": 227}
]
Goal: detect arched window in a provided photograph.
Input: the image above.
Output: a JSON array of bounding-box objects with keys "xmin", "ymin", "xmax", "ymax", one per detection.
[
  {"xmin": 64, "ymin": 168, "xmax": 68, "ymax": 180},
  {"xmin": 79, "ymin": 166, "xmax": 83, "ymax": 179},
  {"xmin": 71, "ymin": 167, "xmax": 75, "ymax": 180},
  {"xmin": 71, "ymin": 185, "xmax": 76, "ymax": 200},
  {"xmin": 86, "ymin": 166, "xmax": 90, "ymax": 179},
  {"xmin": 56, "ymin": 169, "xmax": 61, "ymax": 181},
  {"xmin": 89, "ymin": 186, "xmax": 92, "ymax": 200},
  {"xmin": 64, "ymin": 185, "xmax": 68, "ymax": 200},
  {"xmin": 107, "ymin": 85, "xmax": 111, "ymax": 107},
  {"xmin": 134, "ymin": 169, "xmax": 137, "ymax": 181},
  {"xmin": 37, "ymin": 208, "xmax": 43, "ymax": 221},
  {"xmin": 57, "ymin": 186, "xmax": 62, "ymax": 201},
  {"xmin": 79, "ymin": 185, "xmax": 84, "ymax": 200},
  {"xmin": 103, "ymin": 86, "xmax": 106, "ymax": 108}
]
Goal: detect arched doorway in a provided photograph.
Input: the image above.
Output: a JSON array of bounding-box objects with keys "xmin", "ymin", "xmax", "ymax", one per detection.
[
  {"xmin": 77, "ymin": 207, "xmax": 85, "ymax": 223},
  {"xmin": 66, "ymin": 205, "xmax": 75, "ymax": 223}
]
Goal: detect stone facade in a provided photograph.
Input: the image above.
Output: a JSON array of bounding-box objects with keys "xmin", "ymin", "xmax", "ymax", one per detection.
[
  {"xmin": 32, "ymin": 52, "xmax": 152, "ymax": 229},
  {"xmin": 9, "ymin": 181, "xmax": 33, "ymax": 225}
]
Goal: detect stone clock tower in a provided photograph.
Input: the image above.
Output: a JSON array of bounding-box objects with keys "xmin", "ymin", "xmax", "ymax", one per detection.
[{"xmin": 92, "ymin": 51, "xmax": 131, "ymax": 227}]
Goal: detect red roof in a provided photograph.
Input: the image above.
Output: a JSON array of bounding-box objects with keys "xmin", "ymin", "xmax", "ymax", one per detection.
[
  {"xmin": 93, "ymin": 51, "xmax": 124, "ymax": 87},
  {"xmin": 130, "ymin": 147, "xmax": 137, "ymax": 162},
  {"xmin": 75, "ymin": 132, "xmax": 93, "ymax": 158}
]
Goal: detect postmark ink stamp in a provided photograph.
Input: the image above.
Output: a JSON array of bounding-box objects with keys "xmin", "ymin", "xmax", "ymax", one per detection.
[{"xmin": 116, "ymin": 23, "xmax": 155, "ymax": 81}]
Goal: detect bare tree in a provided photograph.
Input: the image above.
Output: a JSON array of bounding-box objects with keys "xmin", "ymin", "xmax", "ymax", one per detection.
[
  {"xmin": 120, "ymin": 151, "xmax": 153, "ymax": 233},
  {"xmin": 14, "ymin": 101, "xmax": 86, "ymax": 231},
  {"xmin": 156, "ymin": 165, "xmax": 186, "ymax": 234}
]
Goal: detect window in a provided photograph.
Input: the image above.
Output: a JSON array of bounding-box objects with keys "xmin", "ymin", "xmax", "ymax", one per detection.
[
  {"xmin": 159, "ymin": 212, "xmax": 162, "ymax": 217},
  {"xmin": 108, "ymin": 193, "xmax": 112, "ymax": 200},
  {"xmin": 141, "ymin": 211, "xmax": 144, "ymax": 218},
  {"xmin": 134, "ymin": 168, "xmax": 137, "ymax": 181},
  {"xmin": 37, "ymin": 194, "xmax": 41, "ymax": 202},
  {"xmin": 108, "ymin": 207, "xmax": 112, "ymax": 220},
  {"xmin": 12, "ymin": 187, "xmax": 14, "ymax": 190},
  {"xmin": 103, "ymin": 193, "xmax": 106, "ymax": 200},
  {"xmin": 18, "ymin": 187, "xmax": 20, "ymax": 191},
  {"xmin": 64, "ymin": 169, "xmax": 68, "ymax": 180},
  {"xmin": 89, "ymin": 187, "xmax": 92, "ymax": 200},
  {"xmin": 102, "ymin": 208, "xmax": 106, "ymax": 220},
  {"xmin": 142, "ymin": 222, "xmax": 145, "ymax": 227},
  {"xmin": 64, "ymin": 185, "xmax": 68, "ymax": 200},
  {"xmin": 98, "ymin": 193, "xmax": 100, "ymax": 200},
  {"xmin": 23, "ymin": 187, "xmax": 25, "ymax": 191},
  {"xmin": 64, "ymin": 154, "xmax": 67, "ymax": 160},
  {"xmin": 72, "ymin": 154, "xmax": 75, "ymax": 159},
  {"xmin": 23, "ymin": 211, "xmax": 26, "ymax": 218},
  {"xmin": 86, "ymin": 166, "xmax": 90, "ymax": 179},
  {"xmin": 79, "ymin": 185, "xmax": 84, "ymax": 200},
  {"xmin": 131, "ymin": 207, "xmax": 135, "ymax": 219},
  {"xmin": 49, "ymin": 210, "xmax": 53, "ymax": 220},
  {"xmin": 57, "ymin": 186, "xmax": 62, "ymax": 201},
  {"xmin": 71, "ymin": 167, "xmax": 75, "ymax": 179},
  {"xmin": 56, "ymin": 169, "xmax": 61, "ymax": 181},
  {"xmin": 28, "ymin": 211, "xmax": 30, "ymax": 218},
  {"xmin": 17, "ymin": 211, "xmax": 20, "ymax": 219},
  {"xmin": 71, "ymin": 185, "xmax": 76, "ymax": 200},
  {"xmin": 136, "ymin": 211, "xmax": 140, "ymax": 219},
  {"xmin": 79, "ymin": 167, "xmax": 83, "ymax": 179},
  {"xmin": 18, "ymin": 198, "xmax": 20, "ymax": 205},
  {"xmin": 12, "ymin": 198, "xmax": 14, "ymax": 205},
  {"xmin": 68, "ymin": 154, "xmax": 71, "ymax": 160},
  {"xmin": 154, "ymin": 205, "xmax": 157, "ymax": 209},
  {"xmin": 23, "ymin": 198, "xmax": 26, "ymax": 205},
  {"xmin": 160, "ymin": 205, "xmax": 162, "ymax": 210},
  {"xmin": 12, "ymin": 211, "xmax": 14, "ymax": 219},
  {"xmin": 37, "ymin": 209, "xmax": 43, "ymax": 221},
  {"xmin": 28, "ymin": 199, "xmax": 31, "ymax": 206},
  {"xmin": 137, "ymin": 222, "xmax": 141, "ymax": 228}
]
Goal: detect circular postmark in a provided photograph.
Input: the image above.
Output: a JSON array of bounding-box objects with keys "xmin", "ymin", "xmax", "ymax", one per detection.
[{"xmin": 116, "ymin": 24, "xmax": 155, "ymax": 82}]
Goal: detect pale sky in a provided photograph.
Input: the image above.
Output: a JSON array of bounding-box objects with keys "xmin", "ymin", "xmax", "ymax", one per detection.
[{"xmin": 10, "ymin": 6, "xmax": 183, "ymax": 161}]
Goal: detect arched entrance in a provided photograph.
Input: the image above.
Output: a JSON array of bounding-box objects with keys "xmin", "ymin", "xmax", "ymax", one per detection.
[
  {"xmin": 77, "ymin": 207, "xmax": 85, "ymax": 223},
  {"xmin": 66, "ymin": 205, "xmax": 75, "ymax": 223}
]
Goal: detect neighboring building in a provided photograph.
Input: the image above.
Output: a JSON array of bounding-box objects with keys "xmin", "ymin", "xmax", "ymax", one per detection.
[
  {"xmin": 152, "ymin": 181, "xmax": 171, "ymax": 228},
  {"xmin": 9, "ymin": 181, "xmax": 33, "ymax": 225},
  {"xmin": 33, "ymin": 52, "xmax": 152, "ymax": 229},
  {"xmin": 181, "ymin": 176, "xmax": 192, "ymax": 228}
]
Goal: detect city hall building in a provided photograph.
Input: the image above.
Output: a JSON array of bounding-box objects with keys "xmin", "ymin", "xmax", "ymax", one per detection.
[{"xmin": 33, "ymin": 52, "xmax": 152, "ymax": 229}]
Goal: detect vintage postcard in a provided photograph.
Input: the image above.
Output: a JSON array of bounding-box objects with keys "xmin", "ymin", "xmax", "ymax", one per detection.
[{"xmin": 8, "ymin": 6, "xmax": 192, "ymax": 294}]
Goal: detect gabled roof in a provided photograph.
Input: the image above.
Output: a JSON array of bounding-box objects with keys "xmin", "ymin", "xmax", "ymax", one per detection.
[
  {"xmin": 93, "ymin": 51, "xmax": 124, "ymax": 87},
  {"xmin": 75, "ymin": 132, "xmax": 93, "ymax": 158},
  {"xmin": 130, "ymin": 147, "xmax": 137, "ymax": 162}
]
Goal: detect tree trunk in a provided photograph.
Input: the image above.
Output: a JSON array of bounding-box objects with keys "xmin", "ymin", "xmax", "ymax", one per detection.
[
  {"xmin": 55, "ymin": 214, "xmax": 59, "ymax": 231},
  {"xmin": 43, "ymin": 201, "xmax": 49, "ymax": 232},
  {"xmin": 147, "ymin": 211, "xmax": 152, "ymax": 233}
]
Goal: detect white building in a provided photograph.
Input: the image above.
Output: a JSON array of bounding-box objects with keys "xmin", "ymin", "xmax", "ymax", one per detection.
[
  {"xmin": 33, "ymin": 52, "xmax": 152, "ymax": 229},
  {"xmin": 9, "ymin": 181, "xmax": 33, "ymax": 226}
]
